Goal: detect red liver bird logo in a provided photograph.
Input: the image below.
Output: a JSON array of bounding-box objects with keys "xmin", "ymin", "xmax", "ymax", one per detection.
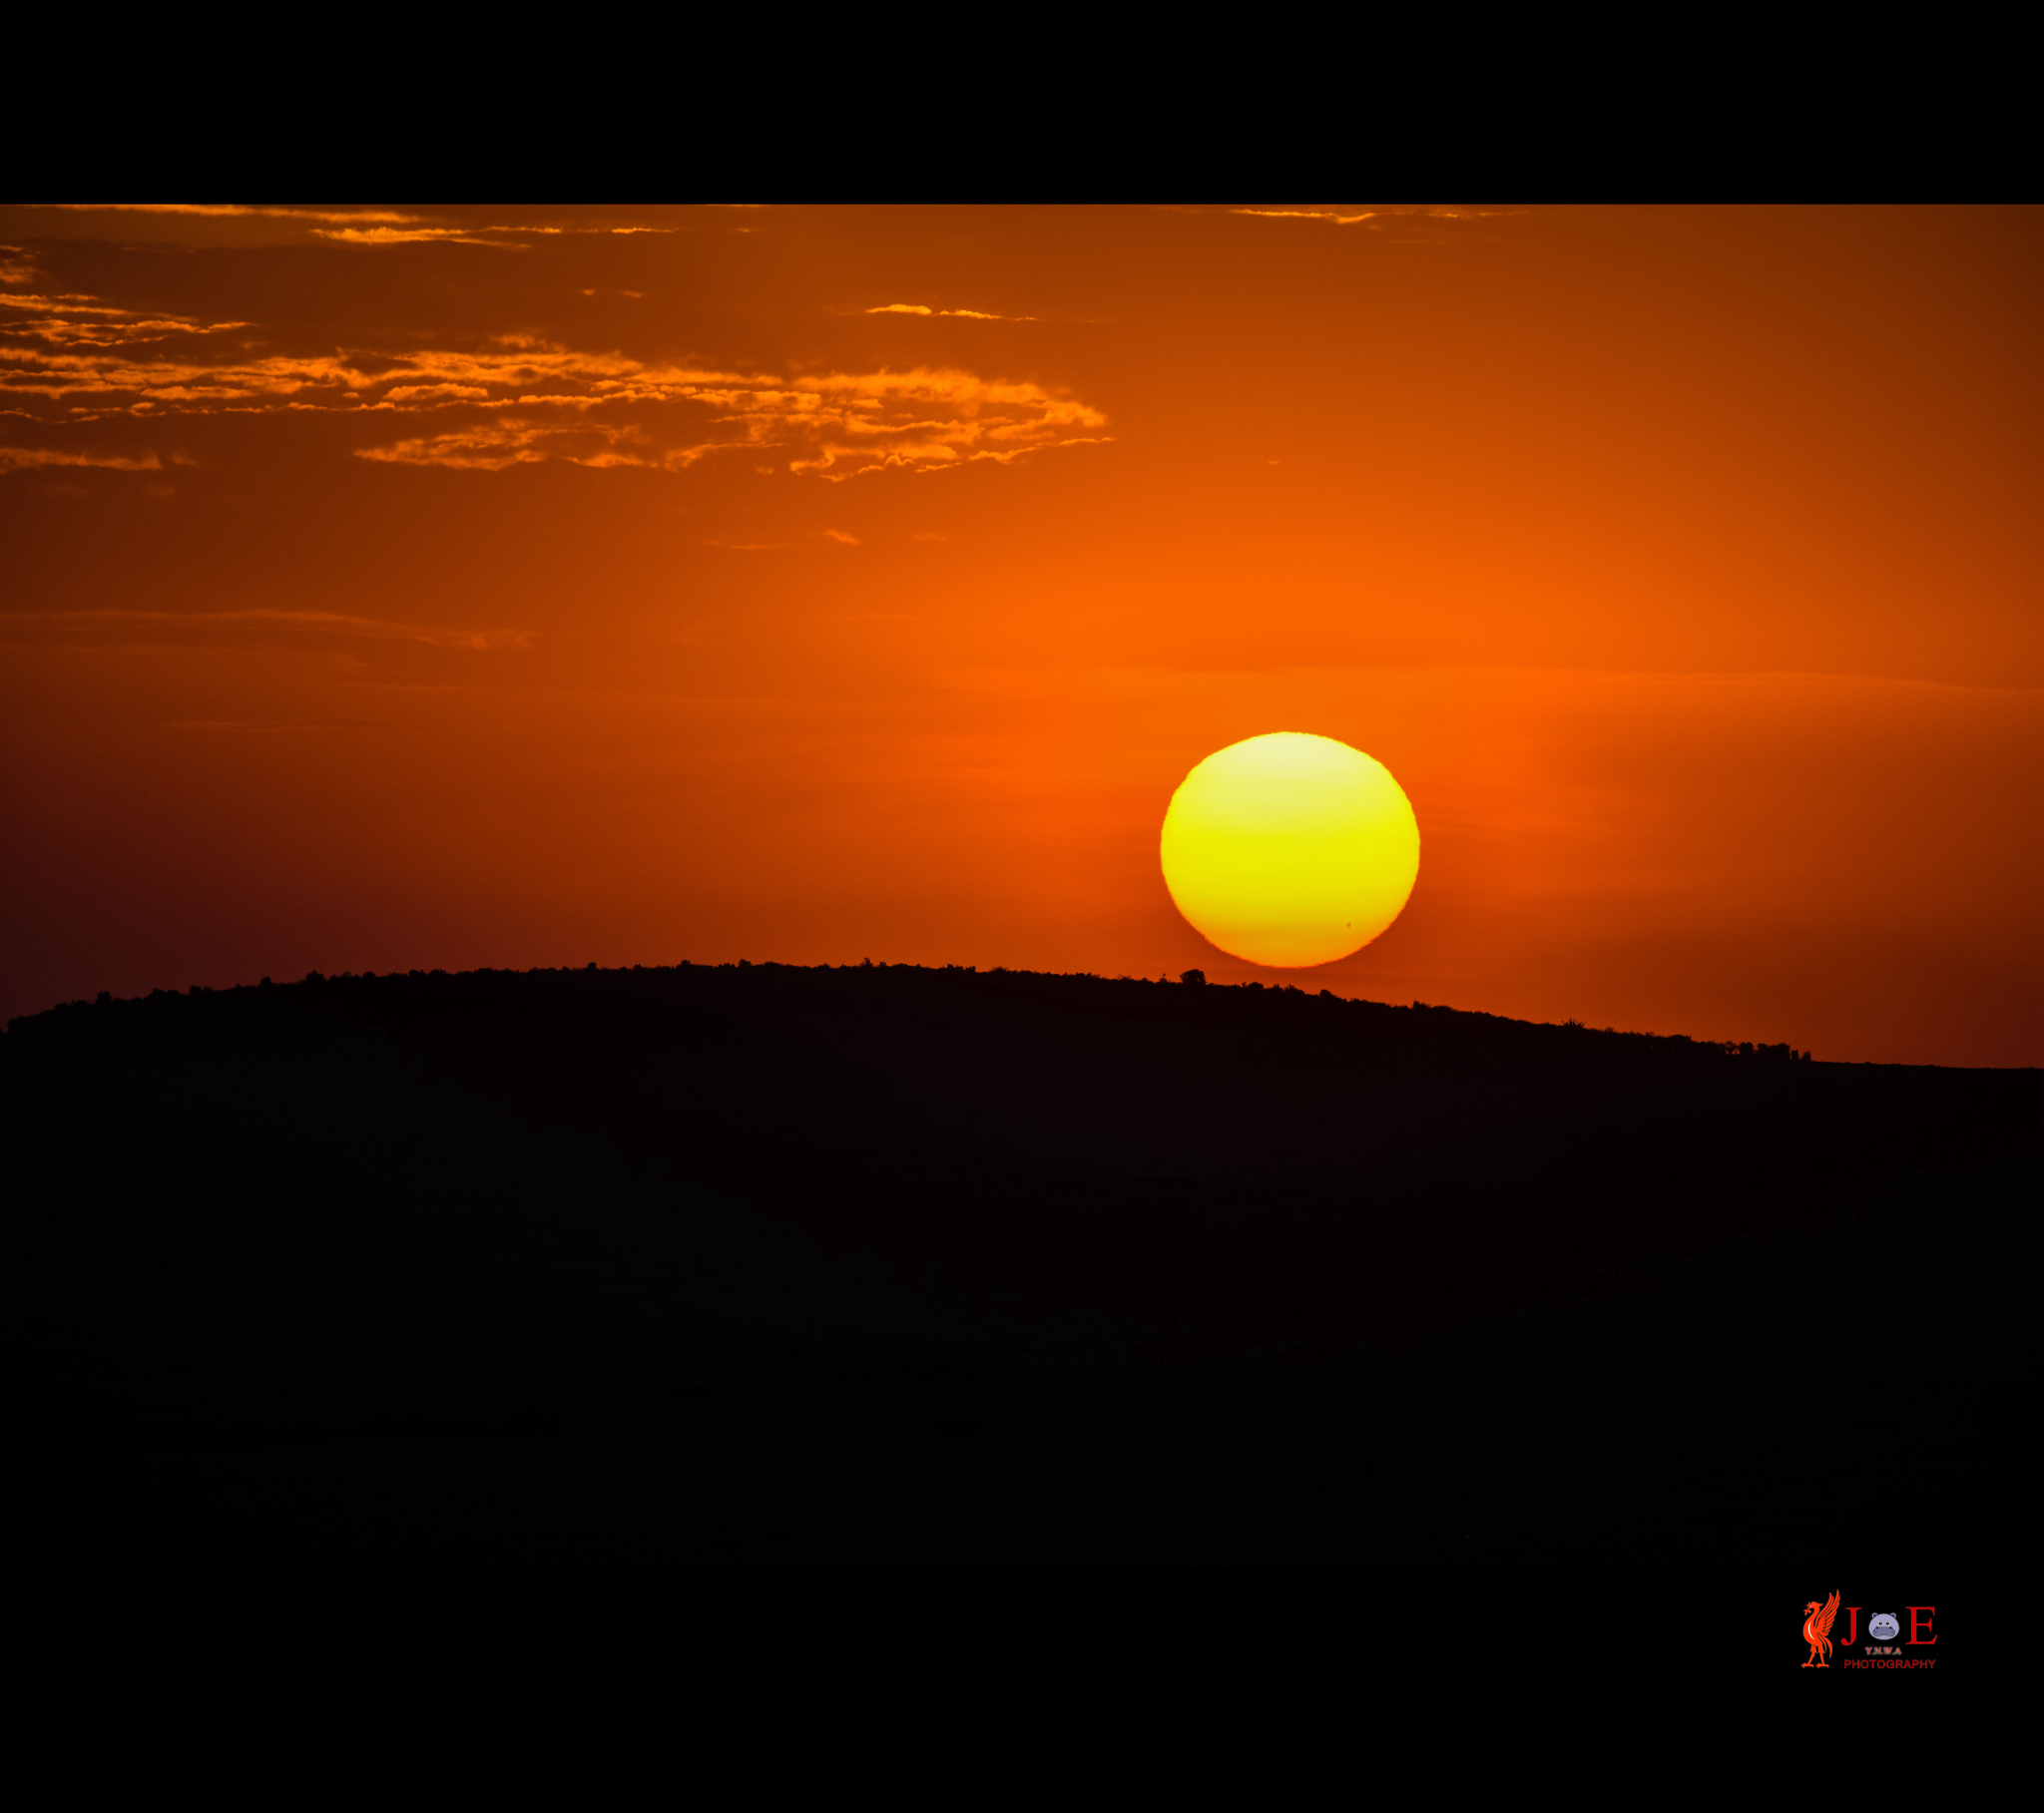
[{"xmin": 1801, "ymin": 1590, "xmax": 1841, "ymax": 1667}]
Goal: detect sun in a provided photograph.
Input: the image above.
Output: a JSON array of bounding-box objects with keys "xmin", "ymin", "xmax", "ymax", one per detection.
[{"xmin": 1160, "ymin": 732, "xmax": 1420, "ymax": 968}]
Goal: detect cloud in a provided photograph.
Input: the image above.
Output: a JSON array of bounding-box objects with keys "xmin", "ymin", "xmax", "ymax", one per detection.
[
  {"xmin": 771, "ymin": 368, "xmax": 1107, "ymax": 479},
  {"xmin": 1227, "ymin": 205, "xmax": 1511, "ymax": 229},
  {"xmin": 1, "ymin": 290, "xmax": 251, "ymax": 347},
  {"xmin": 0, "ymin": 608, "xmax": 533, "ymax": 651},
  {"xmin": 3, "ymin": 281, "xmax": 1108, "ymax": 478},
  {"xmin": 865, "ymin": 302, "xmax": 1032, "ymax": 320},
  {"xmin": 356, "ymin": 418, "xmax": 654, "ymax": 471},
  {"xmin": 1236, "ymin": 207, "xmax": 1380, "ymax": 226},
  {"xmin": 342, "ymin": 363, "xmax": 1106, "ymax": 478},
  {"xmin": 34, "ymin": 206, "xmax": 676, "ymax": 245},
  {"xmin": 310, "ymin": 227, "xmax": 516, "ymax": 248},
  {"xmin": 0, "ymin": 445, "xmax": 161, "ymax": 472},
  {"xmin": 51, "ymin": 205, "xmax": 433, "ymax": 226}
]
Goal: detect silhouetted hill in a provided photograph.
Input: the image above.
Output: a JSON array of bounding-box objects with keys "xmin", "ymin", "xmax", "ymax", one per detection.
[{"xmin": 6, "ymin": 963, "xmax": 2035, "ymax": 1564}]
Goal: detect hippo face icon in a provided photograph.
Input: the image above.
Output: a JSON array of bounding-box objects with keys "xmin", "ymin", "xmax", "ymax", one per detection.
[{"xmin": 1868, "ymin": 1612, "xmax": 1900, "ymax": 1641}]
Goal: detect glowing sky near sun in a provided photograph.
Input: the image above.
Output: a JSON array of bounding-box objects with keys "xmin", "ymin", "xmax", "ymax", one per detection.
[{"xmin": 1, "ymin": 205, "xmax": 2037, "ymax": 1065}]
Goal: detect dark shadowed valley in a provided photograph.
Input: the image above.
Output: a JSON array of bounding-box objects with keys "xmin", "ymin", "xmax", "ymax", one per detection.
[{"xmin": 6, "ymin": 962, "xmax": 2034, "ymax": 1565}]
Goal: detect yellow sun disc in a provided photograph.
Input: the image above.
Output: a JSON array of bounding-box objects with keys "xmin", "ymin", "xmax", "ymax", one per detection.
[{"xmin": 1160, "ymin": 732, "xmax": 1420, "ymax": 968}]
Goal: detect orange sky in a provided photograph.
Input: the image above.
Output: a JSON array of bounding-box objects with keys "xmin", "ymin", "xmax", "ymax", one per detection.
[{"xmin": 3, "ymin": 204, "xmax": 2038, "ymax": 1065}]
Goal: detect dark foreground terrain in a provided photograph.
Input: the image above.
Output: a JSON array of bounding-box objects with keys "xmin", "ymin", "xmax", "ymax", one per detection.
[{"xmin": 6, "ymin": 961, "xmax": 2035, "ymax": 1565}]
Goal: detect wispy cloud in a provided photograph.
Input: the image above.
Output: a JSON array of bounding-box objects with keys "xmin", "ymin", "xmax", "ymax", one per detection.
[
  {"xmin": 0, "ymin": 608, "xmax": 533, "ymax": 651},
  {"xmin": 2, "ymin": 268, "xmax": 1105, "ymax": 479},
  {"xmin": 355, "ymin": 417, "xmax": 656, "ymax": 471},
  {"xmin": 52, "ymin": 205, "xmax": 435, "ymax": 226},
  {"xmin": 346, "ymin": 366, "xmax": 1108, "ymax": 478},
  {"xmin": 1, "ymin": 291, "xmax": 251, "ymax": 348},
  {"xmin": 36, "ymin": 206, "xmax": 675, "ymax": 246},
  {"xmin": 310, "ymin": 227, "xmax": 514, "ymax": 248},
  {"xmin": 0, "ymin": 445, "xmax": 164, "ymax": 471},
  {"xmin": 1236, "ymin": 207, "xmax": 1381, "ymax": 226},
  {"xmin": 2, "ymin": 308, "xmax": 1107, "ymax": 478},
  {"xmin": 865, "ymin": 302, "xmax": 1030, "ymax": 320},
  {"xmin": 1228, "ymin": 204, "xmax": 1510, "ymax": 229}
]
